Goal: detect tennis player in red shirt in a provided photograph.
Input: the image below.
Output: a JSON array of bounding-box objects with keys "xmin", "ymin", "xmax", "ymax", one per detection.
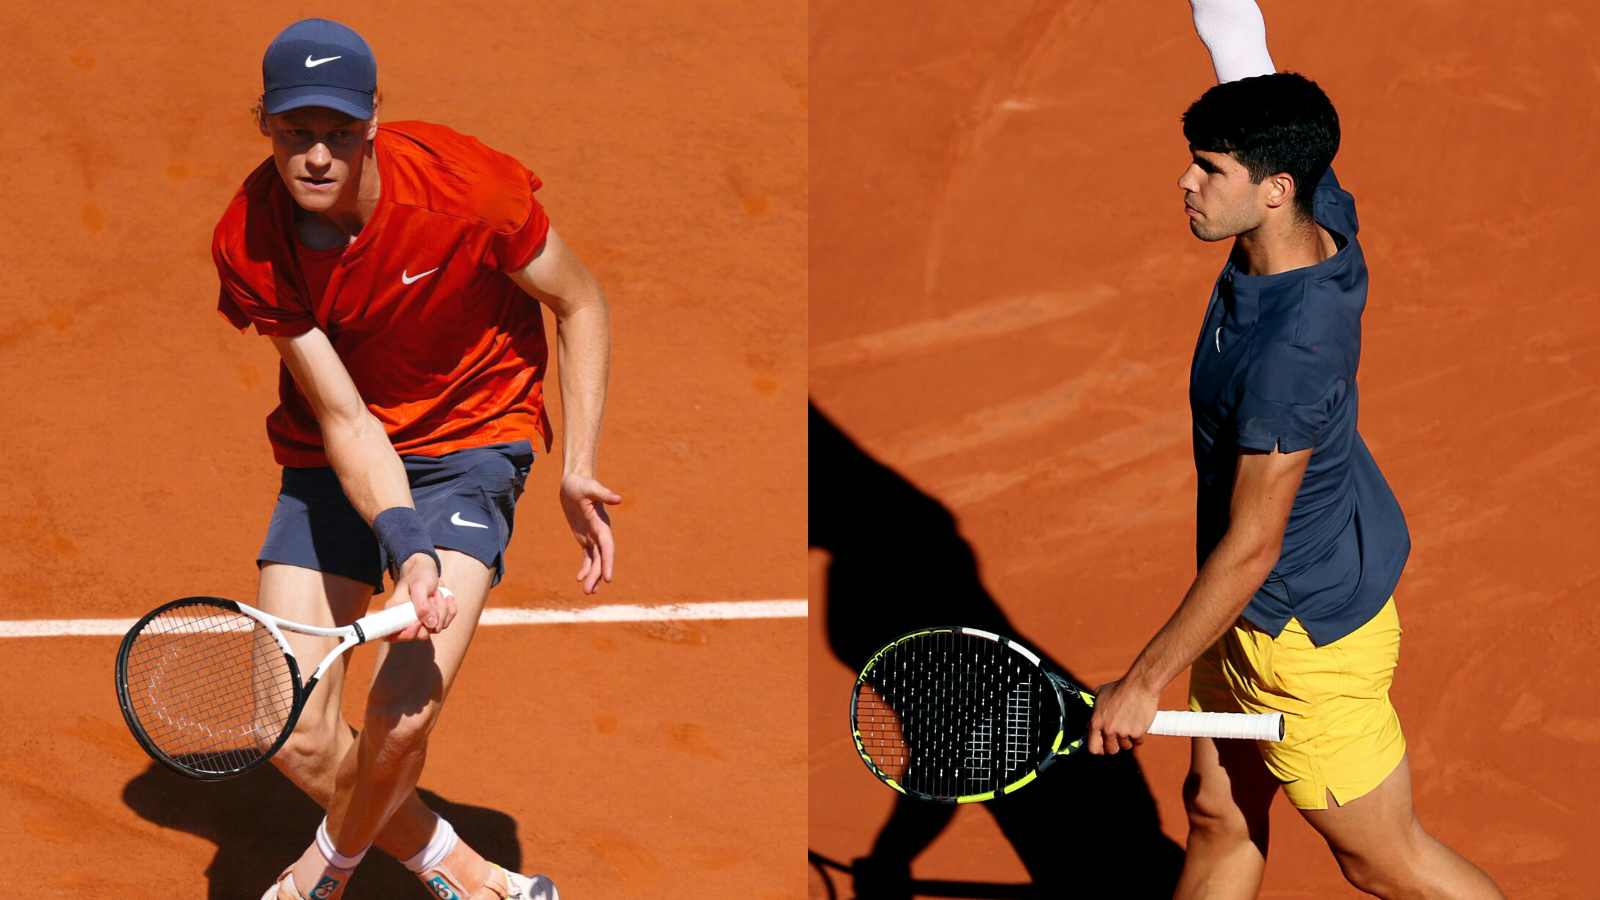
[{"xmin": 214, "ymin": 18, "xmax": 614, "ymax": 900}]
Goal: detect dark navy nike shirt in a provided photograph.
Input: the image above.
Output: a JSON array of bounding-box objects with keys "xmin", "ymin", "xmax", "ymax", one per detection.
[{"xmin": 1189, "ymin": 168, "xmax": 1409, "ymax": 647}]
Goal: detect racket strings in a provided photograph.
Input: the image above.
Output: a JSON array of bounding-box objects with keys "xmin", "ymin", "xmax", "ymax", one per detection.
[
  {"xmin": 122, "ymin": 605, "xmax": 298, "ymax": 774},
  {"xmin": 857, "ymin": 630, "xmax": 1055, "ymax": 800}
]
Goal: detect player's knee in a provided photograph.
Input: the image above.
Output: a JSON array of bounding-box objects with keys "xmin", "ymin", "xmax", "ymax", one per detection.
[
  {"xmin": 366, "ymin": 654, "xmax": 445, "ymax": 757},
  {"xmin": 1182, "ymin": 770, "xmax": 1251, "ymax": 840},
  {"xmin": 1332, "ymin": 845, "xmax": 1424, "ymax": 899},
  {"xmin": 365, "ymin": 697, "xmax": 440, "ymax": 762},
  {"xmin": 274, "ymin": 712, "xmax": 341, "ymax": 779},
  {"xmin": 1332, "ymin": 849, "xmax": 1389, "ymax": 897}
]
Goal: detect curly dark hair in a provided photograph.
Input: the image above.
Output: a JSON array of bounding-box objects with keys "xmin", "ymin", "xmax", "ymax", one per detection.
[{"xmin": 1182, "ymin": 72, "xmax": 1339, "ymax": 219}]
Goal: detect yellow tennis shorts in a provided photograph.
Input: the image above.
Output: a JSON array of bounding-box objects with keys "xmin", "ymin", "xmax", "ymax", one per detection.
[{"xmin": 1187, "ymin": 595, "xmax": 1406, "ymax": 810}]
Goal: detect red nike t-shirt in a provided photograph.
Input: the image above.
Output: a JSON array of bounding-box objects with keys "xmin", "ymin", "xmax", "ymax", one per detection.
[{"xmin": 212, "ymin": 121, "xmax": 554, "ymax": 467}]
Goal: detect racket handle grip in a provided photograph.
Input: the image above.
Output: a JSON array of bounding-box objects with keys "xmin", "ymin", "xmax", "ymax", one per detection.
[
  {"xmin": 356, "ymin": 602, "xmax": 420, "ymax": 641},
  {"xmin": 1149, "ymin": 710, "xmax": 1285, "ymax": 742}
]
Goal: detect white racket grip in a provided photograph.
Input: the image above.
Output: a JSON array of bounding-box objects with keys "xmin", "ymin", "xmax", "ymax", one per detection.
[
  {"xmin": 355, "ymin": 602, "xmax": 420, "ymax": 641},
  {"xmin": 1149, "ymin": 710, "xmax": 1284, "ymax": 742}
]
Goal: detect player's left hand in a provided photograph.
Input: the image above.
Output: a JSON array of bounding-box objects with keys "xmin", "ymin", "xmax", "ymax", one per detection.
[
  {"xmin": 559, "ymin": 473, "xmax": 622, "ymax": 594},
  {"xmin": 1087, "ymin": 677, "xmax": 1160, "ymax": 755}
]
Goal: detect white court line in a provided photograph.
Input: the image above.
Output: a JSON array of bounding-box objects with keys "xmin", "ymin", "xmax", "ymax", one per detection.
[{"xmin": 0, "ymin": 599, "xmax": 809, "ymax": 639}]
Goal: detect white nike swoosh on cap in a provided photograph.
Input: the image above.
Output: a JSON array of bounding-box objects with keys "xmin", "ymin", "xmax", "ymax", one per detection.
[
  {"xmin": 451, "ymin": 512, "xmax": 489, "ymax": 529},
  {"xmin": 305, "ymin": 54, "xmax": 342, "ymax": 68},
  {"xmin": 402, "ymin": 267, "xmax": 440, "ymax": 285}
]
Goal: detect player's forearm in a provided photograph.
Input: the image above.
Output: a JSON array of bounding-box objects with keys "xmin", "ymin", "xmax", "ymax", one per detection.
[
  {"xmin": 322, "ymin": 410, "xmax": 416, "ymax": 524},
  {"xmin": 553, "ymin": 293, "xmax": 612, "ymax": 478},
  {"xmin": 1126, "ymin": 528, "xmax": 1278, "ymax": 693},
  {"xmin": 1190, "ymin": 0, "xmax": 1276, "ymax": 83}
]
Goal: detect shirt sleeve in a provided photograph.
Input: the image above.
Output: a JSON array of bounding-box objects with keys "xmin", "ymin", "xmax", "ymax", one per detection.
[
  {"xmin": 483, "ymin": 170, "xmax": 552, "ymax": 273},
  {"xmin": 1236, "ymin": 341, "xmax": 1347, "ymax": 453},
  {"xmin": 213, "ymin": 240, "xmax": 315, "ymax": 337}
]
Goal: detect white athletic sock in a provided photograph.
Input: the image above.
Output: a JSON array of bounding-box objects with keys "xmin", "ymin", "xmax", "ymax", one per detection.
[
  {"xmin": 315, "ymin": 817, "xmax": 370, "ymax": 870},
  {"xmin": 402, "ymin": 815, "xmax": 459, "ymax": 873}
]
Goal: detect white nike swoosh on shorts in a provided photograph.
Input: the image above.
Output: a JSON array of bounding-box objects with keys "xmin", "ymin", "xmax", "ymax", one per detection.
[{"xmin": 451, "ymin": 512, "xmax": 489, "ymax": 529}]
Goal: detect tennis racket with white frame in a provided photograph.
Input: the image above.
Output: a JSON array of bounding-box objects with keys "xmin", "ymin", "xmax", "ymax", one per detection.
[
  {"xmin": 114, "ymin": 594, "xmax": 426, "ymax": 780},
  {"xmin": 851, "ymin": 625, "xmax": 1284, "ymax": 803}
]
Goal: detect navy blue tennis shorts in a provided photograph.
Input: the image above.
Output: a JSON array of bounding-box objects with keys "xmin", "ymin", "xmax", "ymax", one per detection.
[{"xmin": 258, "ymin": 440, "xmax": 536, "ymax": 592}]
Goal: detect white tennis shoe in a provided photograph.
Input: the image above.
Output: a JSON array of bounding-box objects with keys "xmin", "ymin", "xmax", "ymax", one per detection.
[
  {"xmin": 502, "ymin": 868, "xmax": 559, "ymax": 900},
  {"xmin": 258, "ymin": 869, "xmax": 305, "ymax": 900}
]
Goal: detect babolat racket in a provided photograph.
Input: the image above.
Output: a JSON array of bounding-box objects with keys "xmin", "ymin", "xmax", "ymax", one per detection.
[
  {"xmin": 851, "ymin": 626, "xmax": 1284, "ymax": 803},
  {"xmin": 114, "ymin": 595, "xmax": 421, "ymax": 780}
]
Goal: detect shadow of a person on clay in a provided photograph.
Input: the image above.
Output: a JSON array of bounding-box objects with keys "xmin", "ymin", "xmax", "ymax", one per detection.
[
  {"xmin": 121, "ymin": 762, "xmax": 521, "ymax": 899},
  {"xmin": 810, "ymin": 401, "xmax": 1184, "ymax": 898}
]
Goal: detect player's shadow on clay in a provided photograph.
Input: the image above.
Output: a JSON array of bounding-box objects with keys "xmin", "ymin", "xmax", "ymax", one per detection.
[
  {"xmin": 810, "ymin": 401, "xmax": 1184, "ymax": 898},
  {"xmin": 122, "ymin": 763, "xmax": 521, "ymax": 899}
]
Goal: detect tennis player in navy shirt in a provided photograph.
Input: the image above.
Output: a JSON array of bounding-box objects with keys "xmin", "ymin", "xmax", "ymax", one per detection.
[
  {"xmin": 1189, "ymin": 164, "xmax": 1408, "ymax": 645},
  {"xmin": 1085, "ymin": 2, "xmax": 1503, "ymax": 897}
]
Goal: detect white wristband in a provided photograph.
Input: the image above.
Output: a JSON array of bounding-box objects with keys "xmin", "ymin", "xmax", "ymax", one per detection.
[{"xmin": 1192, "ymin": 0, "xmax": 1276, "ymax": 82}]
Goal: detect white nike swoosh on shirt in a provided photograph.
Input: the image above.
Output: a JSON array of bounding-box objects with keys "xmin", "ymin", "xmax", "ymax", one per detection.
[
  {"xmin": 451, "ymin": 512, "xmax": 489, "ymax": 529},
  {"xmin": 304, "ymin": 54, "xmax": 342, "ymax": 68},
  {"xmin": 401, "ymin": 267, "xmax": 440, "ymax": 285}
]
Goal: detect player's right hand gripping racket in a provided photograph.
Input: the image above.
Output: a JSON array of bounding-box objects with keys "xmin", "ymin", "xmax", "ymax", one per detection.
[
  {"xmin": 114, "ymin": 596, "xmax": 420, "ymax": 780},
  {"xmin": 851, "ymin": 626, "xmax": 1284, "ymax": 803}
]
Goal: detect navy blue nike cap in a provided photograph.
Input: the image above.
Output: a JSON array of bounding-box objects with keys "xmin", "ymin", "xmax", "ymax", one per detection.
[{"xmin": 261, "ymin": 18, "xmax": 377, "ymax": 119}]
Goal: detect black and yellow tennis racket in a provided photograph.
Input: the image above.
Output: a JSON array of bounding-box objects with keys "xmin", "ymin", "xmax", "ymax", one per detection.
[
  {"xmin": 851, "ymin": 626, "xmax": 1284, "ymax": 803},
  {"xmin": 114, "ymin": 595, "xmax": 421, "ymax": 780}
]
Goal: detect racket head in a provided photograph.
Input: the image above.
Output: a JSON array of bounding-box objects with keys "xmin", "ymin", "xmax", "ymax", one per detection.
[
  {"xmin": 850, "ymin": 626, "xmax": 1071, "ymax": 803},
  {"xmin": 114, "ymin": 596, "xmax": 305, "ymax": 780}
]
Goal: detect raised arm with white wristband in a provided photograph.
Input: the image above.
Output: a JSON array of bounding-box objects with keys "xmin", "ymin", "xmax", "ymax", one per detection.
[{"xmin": 1190, "ymin": 0, "xmax": 1276, "ymax": 82}]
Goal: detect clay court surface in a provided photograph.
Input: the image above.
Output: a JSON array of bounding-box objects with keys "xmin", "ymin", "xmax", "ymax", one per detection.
[
  {"xmin": 811, "ymin": 1, "xmax": 1598, "ymax": 896},
  {"xmin": 1, "ymin": 1, "xmax": 803, "ymax": 896}
]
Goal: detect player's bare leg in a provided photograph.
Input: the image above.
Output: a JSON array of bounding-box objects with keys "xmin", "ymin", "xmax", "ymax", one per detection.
[
  {"xmin": 1298, "ymin": 754, "xmax": 1503, "ymax": 899},
  {"xmin": 1175, "ymin": 735, "xmax": 1278, "ymax": 899},
  {"xmin": 257, "ymin": 563, "xmax": 447, "ymax": 845},
  {"xmin": 255, "ymin": 562, "xmax": 449, "ymax": 897},
  {"xmin": 258, "ymin": 567, "xmax": 363, "ymax": 802},
  {"xmin": 281, "ymin": 549, "xmax": 501, "ymax": 897}
]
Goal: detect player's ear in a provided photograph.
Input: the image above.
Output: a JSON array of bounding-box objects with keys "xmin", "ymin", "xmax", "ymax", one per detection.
[
  {"xmin": 365, "ymin": 91, "xmax": 381, "ymax": 141},
  {"xmin": 255, "ymin": 97, "xmax": 270, "ymax": 138},
  {"xmin": 1263, "ymin": 172, "xmax": 1295, "ymax": 211}
]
